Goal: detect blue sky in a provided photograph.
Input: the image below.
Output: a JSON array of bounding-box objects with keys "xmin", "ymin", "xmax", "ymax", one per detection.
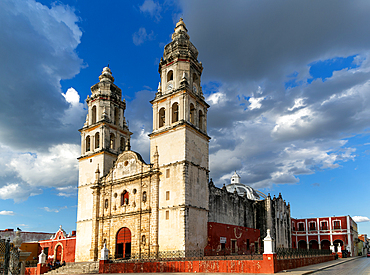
[{"xmin": 1, "ymin": 0, "xmax": 370, "ymax": 236}]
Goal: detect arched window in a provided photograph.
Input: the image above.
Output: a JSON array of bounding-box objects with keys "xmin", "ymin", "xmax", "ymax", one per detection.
[
  {"xmin": 92, "ymin": 106, "xmax": 97, "ymax": 124},
  {"xmin": 172, "ymin": 103, "xmax": 179, "ymax": 123},
  {"xmin": 167, "ymin": 70, "xmax": 173, "ymax": 82},
  {"xmin": 110, "ymin": 133, "xmax": 115, "ymax": 150},
  {"xmin": 95, "ymin": 132, "xmax": 100, "ymax": 149},
  {"xmin": 193, "ymin": 73, "xmax": 198, "ymax": 83},
  {"xmin": 114, "ymin": 107, "xmax": 119, "ymax": 125},
  {"xmin": 159, "ymin": 107, "xmax": 165, "ymax": 128},
  {"xmin": 189, "ymin": 103, "xmax": 195, "ymax": 124},
  {"xmin": 142, "ymin": 191, "xmax": 147, "ymax": 203},
  {"xmin": 199, "ymin": 110, "xmax": 203, "ymax": 130},
  {"xmin": 120, "ymin": 137, "xmax": 125, "ymax": 152},
  {"xmin": 120, "ymin": 191, "xmax": 129, "ymax": 206},
  {"xmin": 86, "ymin": 136, "xmax": 90, "ymax": 152}
]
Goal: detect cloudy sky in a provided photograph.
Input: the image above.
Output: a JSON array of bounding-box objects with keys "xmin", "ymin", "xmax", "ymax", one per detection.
[{"xmin": 1, "ymin": 0, "xmax": 370, "ymax": 235}]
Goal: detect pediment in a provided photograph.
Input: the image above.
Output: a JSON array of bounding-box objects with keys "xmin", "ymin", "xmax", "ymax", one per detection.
[{"xmin": 107, "ymin": 150, "xmax": 150, "ymax": 180}]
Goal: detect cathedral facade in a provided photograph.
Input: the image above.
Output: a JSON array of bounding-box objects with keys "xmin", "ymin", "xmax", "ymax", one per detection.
[
  {"xmin": 75, "ymin": 19, "xmax": 291, "ymax": 262},
  {"xmin": 75, "ymin": 19, "xmax": 209, "ymax": 262}
]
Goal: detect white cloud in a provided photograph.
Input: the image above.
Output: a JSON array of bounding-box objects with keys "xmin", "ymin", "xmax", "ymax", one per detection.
[
  {"xmin": 61, "ymin": 88, "xmax": 86, "ymax": 128},
  {"xmin": 288, "ymin": 98, "xmax": 307, "ymax": 111},
  {"xmin": 249, "ymin": 96, "xmax": 264, "ymax": 110},
  {"xmin": 353, "ymin": 216, "xmax": 370, "ymax": 223},
  {"xmin": 133, "ymin": 28, "xmax": 155, "ymax": 46},
  {"xmin": 41, "ymin": 206, "xmax": 67, "ymax": 213},
  {"xmin": 139, "ymin": 0, "xmax": 162, "ymax": 21},
  {"xmin": 8, "ymin": 144, "xmax": 79, "ymax": 188},
  {"xmin": 0, "ymin": 183, "xmax": 41, "ymax": 203},
  {"xmin": 207, "ymin": 92, "xmax": 226, "ymax": 106},
  {"xmin": 0, "ymin": 210, "xmax": 15, "ymax": 216},
  {"xmin": 62, "ymin": 87, "xmax": 80, "ymax": 105},
  {"xmin": 56, "ymin": 186, "xmax": 77, "ymax": 197}
]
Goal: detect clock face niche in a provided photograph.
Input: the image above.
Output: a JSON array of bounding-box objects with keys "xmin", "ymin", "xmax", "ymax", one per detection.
[{"xmin": 193, "ymin": 83, "xmax": 197, "ymax": 94}]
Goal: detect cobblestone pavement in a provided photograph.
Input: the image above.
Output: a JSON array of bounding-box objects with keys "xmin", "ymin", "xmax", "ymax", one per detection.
[{"xmin": 312, "ymin": 256, "xmax": 370, "ymax": 274}]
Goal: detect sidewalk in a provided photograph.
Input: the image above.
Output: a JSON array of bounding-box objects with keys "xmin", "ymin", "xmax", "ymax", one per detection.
[{"xmin": 275, "ymin": 256, "xmax": 361, "ymax": 274}]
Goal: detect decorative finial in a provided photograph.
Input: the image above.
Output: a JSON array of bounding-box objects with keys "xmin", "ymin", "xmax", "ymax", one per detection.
[
  {"xmin": 99, "ymin": 66, "xmax": 114, "ymax": 83},
  {"xmin": 95, "ymin": 164, "xmax": 100, "ymax": 182},
  {"xmin": 172, "ymin": 17, "xmax": 189, "ymax": 40},
  {"xmin": 156, "ymin": 82, "xmax": 162, "ymax": 97}
]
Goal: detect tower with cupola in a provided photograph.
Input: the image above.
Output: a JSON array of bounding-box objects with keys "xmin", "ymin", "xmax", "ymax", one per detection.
[
  {"xmin": 75, "ymin": 67, "xmax": 132, "ymax": 262},
  {"xmin": 149, "ymin": 18, "xmax": 210, "ymax": 251}
]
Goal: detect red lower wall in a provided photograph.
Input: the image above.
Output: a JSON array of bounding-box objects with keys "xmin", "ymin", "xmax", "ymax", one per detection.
[
  {"xmin": 275, "ymin": 255, "xmax": 335, "ymax": 272},
  {"xmin": 25, "ymin": 267, "xmax": 37, "ymax": 275},
  {"xmin": 25, "ymin": 264, "xmax": 50, "ymax": 275},
  {"xmin": 100, "ymin": 257, "xmax": 274, "ymax": 274},
  {"xmin": 100, "ymin": 254, "xmax": 335, "ymax": 274}
]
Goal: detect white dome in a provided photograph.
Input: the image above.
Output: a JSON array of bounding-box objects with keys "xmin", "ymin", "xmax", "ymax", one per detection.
[{"xmin": 225, "ymin": 171, "xmax": 266, "ymax": 201}]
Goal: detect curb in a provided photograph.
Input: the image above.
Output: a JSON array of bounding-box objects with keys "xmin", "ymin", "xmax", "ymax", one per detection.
[{"xmin": 302, "ymin": 256, "xmax": 362, "ymax": 274}]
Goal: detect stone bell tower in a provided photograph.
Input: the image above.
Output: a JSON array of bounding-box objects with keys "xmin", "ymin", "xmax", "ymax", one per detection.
[
  {"xmin": 149, "ymin": 18, "xmax": 210, "ymax": 251},
  {"xmin": 75, "ymin": 66, "xmax": 132, "ymax": 262}
]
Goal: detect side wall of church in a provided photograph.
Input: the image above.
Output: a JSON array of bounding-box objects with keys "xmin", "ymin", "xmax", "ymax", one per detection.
[
  {"xmin": 208, "ymin": 184, "xmax": 292, "ymax": 249},
  {"xmin": 271, "ymin": 195, "xmax": 291, "ymax": 248},
  {"xmin": 208, "ymin": 183, "xmax": 255, "ymax": 228}
]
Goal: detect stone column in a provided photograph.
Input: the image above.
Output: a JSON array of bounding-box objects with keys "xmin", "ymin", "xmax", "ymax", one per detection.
[
  {"xmin": 153, "ymin": 104, "xmax": 158, "ymax": 131},
  {"xmin": 166, "ymin": 100, "xmax": 171, "ymax": 127},
  {"xmin": 179, "ymin": 94, "xmax": 184, "ymax": 121},
  {"xmin": 149, "ymin": 148, "xmax": 160, "ymax": 258},
  {"xmin": 184, "ymin": 95, "xmax": 189, "ymax": 121},
  {"xmin": 90, "ymin": 186, "xmax": 101, "ymax": 261},
  {"xmin": 204, "ymin": 108, "xmax": 208, "ymax": 132}
]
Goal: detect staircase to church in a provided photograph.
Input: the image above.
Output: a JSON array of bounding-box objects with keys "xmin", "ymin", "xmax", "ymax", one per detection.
[{"xmin": 45, "ymin": 261, "xmax": 99, "ymax": 274}]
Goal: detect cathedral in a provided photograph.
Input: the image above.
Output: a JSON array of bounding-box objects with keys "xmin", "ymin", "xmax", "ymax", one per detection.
[{"xmin": 75, "ymin": 19, "xmax": 291, "ymax": 262}]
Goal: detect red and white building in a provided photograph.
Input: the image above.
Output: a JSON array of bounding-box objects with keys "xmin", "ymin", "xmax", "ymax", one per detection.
[
  {"xmin": 39, "ymin": 226, "xmax": 76, "ymax": 263},
  {"xmin": 291, "ymin": 215, "xmax": 358, "ymax": 257}
]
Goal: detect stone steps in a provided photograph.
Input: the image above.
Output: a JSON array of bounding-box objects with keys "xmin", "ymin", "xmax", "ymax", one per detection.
[{"xmin": 45, "ymin": 261, "xmax": 99, "ymax": 274}]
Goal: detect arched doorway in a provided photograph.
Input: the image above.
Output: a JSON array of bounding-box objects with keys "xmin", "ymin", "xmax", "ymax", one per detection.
[
  {"xmin": 321, "ymin": 240, "xmax": 331, "ymax": 250},
  {"xmin": 309, "ymin": 240, "xmax": 319, "ymax": 250},
  {"xmin": 55, "ymin": 244, "xmax": 62, "ymax": 263},
  {"xmin": 333, "ymin": 240, "xmax": 344, "ymax": 252},
  {"xmin": 298, "ymin": 240, "xmax": 307, "ymax": 249},
  {"xmin": 116, "ymin": 227, "xmax": 131, "ymax": 259}
]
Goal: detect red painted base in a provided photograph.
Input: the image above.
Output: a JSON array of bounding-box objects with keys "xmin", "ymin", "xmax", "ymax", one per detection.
[{"xmin": 99, "ymin": 254, "xmax": 335, "ymax": 274}]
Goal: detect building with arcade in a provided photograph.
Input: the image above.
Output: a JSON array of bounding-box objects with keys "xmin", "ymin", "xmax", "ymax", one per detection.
[{"xmin": 291, "ymin": 215, "xmax": 358, "ymax": 256}]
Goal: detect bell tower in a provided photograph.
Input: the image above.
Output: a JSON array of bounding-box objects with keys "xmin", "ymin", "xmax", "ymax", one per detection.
[
  {"xmin": 75, "ymin": 66, "xmax": 132, "ymax": 262},
  {"xmin": 149, "ymin": 18, "xmax": 210, "ymax": 251}
]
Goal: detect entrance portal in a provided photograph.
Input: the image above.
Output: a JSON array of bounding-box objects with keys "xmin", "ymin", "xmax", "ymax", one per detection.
[
  {"xmin": 116, "ymin": 227, "xmax": 131, "ymax": 259},
  {"xmin": 55, "ymin": 245, "xmax": 62, "ymax": 262}
]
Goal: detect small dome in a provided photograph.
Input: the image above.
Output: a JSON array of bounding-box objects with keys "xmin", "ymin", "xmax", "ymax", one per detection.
[
  {"xmin": 99, "ymin": 66, "xmax": 115, "ymax": 83},
  {"xmin": 172, "ymin": 18, "xmax": 189, "ymax": 40},
  {"xmin": 225, "ymin": 172, "xmax": 266, "ymax": 201}
]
